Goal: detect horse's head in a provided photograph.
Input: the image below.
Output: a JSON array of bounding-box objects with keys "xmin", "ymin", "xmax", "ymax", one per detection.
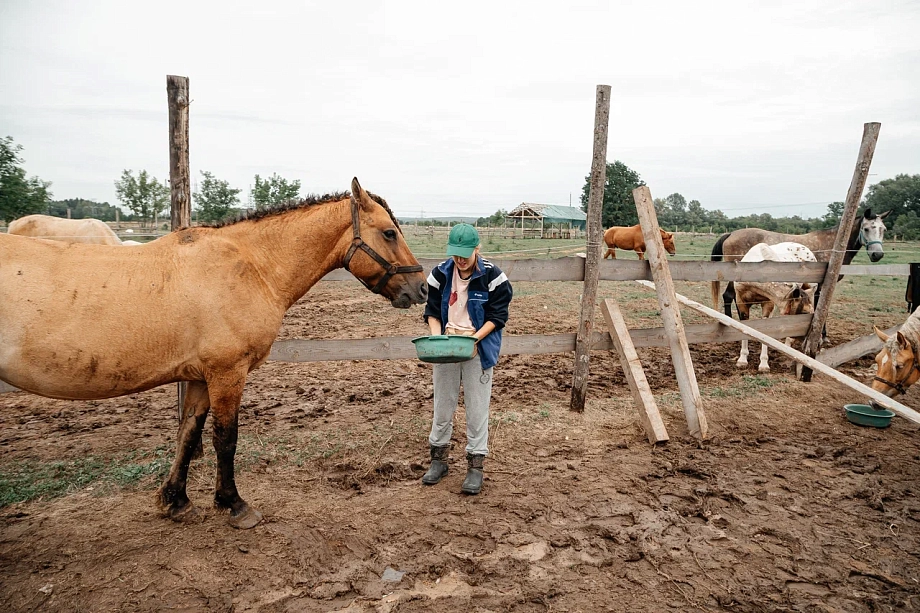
[
  {"xmin": 781, "ymin": 283, "xmax": 816, "ymax": 316},
  {"xmin": 860, "ymin": 208, "xmax": 890, "ymax": 263},
  {"xmin": 342, "ymin": 178, "xmax": 427, "ymax": 309},
  {"xmin": 660, "ymin": 230, "xmax": 676, "ymax": 256},
  {"xmin": 871, "ymin": 327, "xmax": 920, "ymax": 398}
]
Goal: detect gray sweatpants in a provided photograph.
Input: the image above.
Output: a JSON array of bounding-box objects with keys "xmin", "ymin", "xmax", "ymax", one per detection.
[{"xmin": 429, "ymin": 358, "xmax": 493, "ymax": 455}]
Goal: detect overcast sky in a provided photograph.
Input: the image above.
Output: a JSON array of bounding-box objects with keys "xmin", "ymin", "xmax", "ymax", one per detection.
[{"xmin": 2, "ymin": 0, "xmax": 918, "ymax": 219}]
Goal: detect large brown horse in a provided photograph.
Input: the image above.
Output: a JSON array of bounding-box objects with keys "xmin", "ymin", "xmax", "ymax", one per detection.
[
  {"xmin": 9, "ymin": 214, "xmax": 123, "ymax": 245},
  {"xmin": 710, "ymin": 209, "xmax": 890, "ymax": 314},
  {"xmin": 0, "ymin": 178, "xmax": 427, "ymax": 529},
  {"xmin": 603, "ymin": 224, "xmax": 676, "ymax": 260}
]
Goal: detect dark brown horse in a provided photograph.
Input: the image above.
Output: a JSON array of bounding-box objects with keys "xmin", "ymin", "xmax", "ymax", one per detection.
[
  {"xmin": 0, "ymin": 178, "xmax": 427, "ymax": 529},
  {"xmin": 710, "ymin": 209, "xmax": 890, "ymax": 314}
]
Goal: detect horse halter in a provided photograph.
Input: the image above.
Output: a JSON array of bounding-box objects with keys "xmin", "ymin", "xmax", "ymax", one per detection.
[{"xmin": 342, "ymin": 195, "xmax": 423, "ymax": 295}]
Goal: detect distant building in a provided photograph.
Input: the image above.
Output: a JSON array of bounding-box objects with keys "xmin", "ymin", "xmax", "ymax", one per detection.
[{"xmin": 506, "ymin": 203, "xmax": 587, "ymax": 238}]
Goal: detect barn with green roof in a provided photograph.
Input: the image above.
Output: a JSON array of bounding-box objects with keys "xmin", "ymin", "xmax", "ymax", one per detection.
[{"xmin": 506, "ymin": 203, "xmax": 587, "ymax": 238}]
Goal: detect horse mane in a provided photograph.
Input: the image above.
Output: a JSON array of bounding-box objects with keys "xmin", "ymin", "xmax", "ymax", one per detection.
[{"xmin": 204, "ymin": 191, "xmax": 402, "ymax": 231}]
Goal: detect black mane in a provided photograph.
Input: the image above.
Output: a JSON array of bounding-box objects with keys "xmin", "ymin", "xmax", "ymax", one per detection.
[{"xmin": 204, "ymin": 191, "xmax": 401, "ymax": 230}]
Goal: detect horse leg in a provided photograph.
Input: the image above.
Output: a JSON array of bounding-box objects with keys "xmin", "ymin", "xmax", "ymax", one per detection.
[
  {"xmin": 722, "ymin": 282, "xmax": 736, "ymax": 318},
  {"xmin": 636, "ymin": 248, "xmax": 645, "ymax": 260},
  {"xmin": 178, "ymin": 382, "xmax": 204, "ymax": 461},
  {"xmin": 209, "ymin": 369, "xmax": 263, "ymax": 529},
  {"xmin": 758, "ymin": 302, "xmax": 775, "ymax": 372},
  {"xmin": 736, "ymin": 302, "xmax": 751, "ymax": 368},
  {"xmin": 604, "ymin": 248, "xmax": 615, "ymax": 259},
  {"xmin": 157, "ymin": 380, "xmax": 210, "ymax": 522}
]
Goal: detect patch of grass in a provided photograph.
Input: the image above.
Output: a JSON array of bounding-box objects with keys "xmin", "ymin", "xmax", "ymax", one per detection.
[
  {"xmin": 706, "ymin": 374, "xmax": 784, "ymax": 399},
  {"xmin": 0, "ymin": 447, "xmax": 172, "ymax": 508}
]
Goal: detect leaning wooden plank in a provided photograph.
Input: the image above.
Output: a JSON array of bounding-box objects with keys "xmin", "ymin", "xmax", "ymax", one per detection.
[
  {"xmin": 634, "ymin": 186, "xmax": 708, "ymax": 440},
  {"xmin": 637, "ymin": 280, "xmax": 920, "ymax": 425},
  {"xmin": 602, "ymin": 299, "xmax": 669, "ymax": 443},
  {"xmin": 817, "ymin": 325, "xmax": 900, "ymax": 368}
]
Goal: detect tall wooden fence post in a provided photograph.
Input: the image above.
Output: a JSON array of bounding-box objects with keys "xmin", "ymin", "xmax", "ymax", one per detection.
[
  {"xmin": 800, "ymin": 122, "xmax": 881, "ymax": 381},
  {"xmin": 168, "ymin": 75, "xmax": 191, "ymax": 229},
  {"xmin": 570, "ymin": 85, "xmax": 611, "ymax": 412},
  {"xmin": 167, "ymin": 75, "xmax": 192, "ymax": 435},
  {"xmin": 634, "ymin": 186, "xmax": 709, "ymax": 440}
]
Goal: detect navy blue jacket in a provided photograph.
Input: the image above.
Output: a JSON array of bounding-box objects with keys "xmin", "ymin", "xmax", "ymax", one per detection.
[{"xmin": 423, "ymin": 257, "xmax": 512, "ymax": 370}]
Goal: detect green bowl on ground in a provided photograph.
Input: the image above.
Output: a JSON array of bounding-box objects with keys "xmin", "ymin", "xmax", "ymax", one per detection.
[
  {"xmin": 412, "ymin": 335, "xmax": 477, "ymax": 364},
  {"xmin": 844, "ymin": 404, "xmax": 895, "ymax": 428}
]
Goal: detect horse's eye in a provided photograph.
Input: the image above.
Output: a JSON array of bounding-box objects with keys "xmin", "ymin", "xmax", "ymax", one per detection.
[{"xmin": 383, "ymin": 229, "xmax": 397, "ymax": 241}]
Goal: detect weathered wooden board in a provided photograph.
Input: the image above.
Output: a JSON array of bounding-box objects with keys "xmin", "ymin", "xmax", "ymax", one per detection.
[
  {"xmin": 321, "ymin": 259, "xmax": 903, "ymax": 283},
  {"xmin": 817, "ymin": 325, "xmax": 900, "ymax": 368},
  {"xmin": 602, "ymin": 299, "xmax": 669, "ymax": 443}
]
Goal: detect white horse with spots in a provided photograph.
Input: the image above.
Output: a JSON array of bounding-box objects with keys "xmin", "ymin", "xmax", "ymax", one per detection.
[
  {"xmin": 735, "ymin": 242, "xmax": 817, "ymax": 372},
  {"xmin": 8, "ymin": 214, "xmax": 123, "ymax": 245}
]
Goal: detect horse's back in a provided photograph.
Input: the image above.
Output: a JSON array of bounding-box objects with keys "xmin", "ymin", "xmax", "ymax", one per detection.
[
  {"xmin": 604, "ymin": 225, "xmax": 642, "ymax": 249},
  {"xmin": 8, "ymin": 214, "xmax": 122, "ymax": 245},
  {"xmin": 741, "ymin": 241, "xmax": 816, "ymax": 264}
]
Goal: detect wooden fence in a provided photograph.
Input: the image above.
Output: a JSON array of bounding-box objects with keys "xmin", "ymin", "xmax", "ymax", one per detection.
[{"xmin": 274, "ymin": 257, "xmax": 907, "ymax": 362}]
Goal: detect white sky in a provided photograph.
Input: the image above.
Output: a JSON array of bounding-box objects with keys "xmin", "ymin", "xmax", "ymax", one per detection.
[{"xmin": 1, "ymin": 0, "xmax": 918, "ymax": 219}]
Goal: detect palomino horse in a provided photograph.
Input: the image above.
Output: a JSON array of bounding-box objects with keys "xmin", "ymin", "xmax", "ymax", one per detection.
[
  {"xmin": 9, "ymin": 214, "xmax": 123, "ymax": 245},
  {"xmin": 710, "ymin": 209, "xmax": 890, "ymax": 313},
  {"xmin": 733, "ymin": 243, "xmax": 817, "ymax": 372},
  {"xmin": 603, "ymin": 225, "xmax": 676, "ymax": 260},
  {"xmin": 871, "ymin": 310, "xmax": 920, "ymax": 400},
  {"xmin": 0, "ymin": 178, "xmax": 427, "ymax": 529}
]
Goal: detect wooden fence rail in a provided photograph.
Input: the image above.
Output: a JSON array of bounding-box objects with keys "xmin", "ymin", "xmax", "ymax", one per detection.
[{"xmin": 322, "ymin": 258, "xmax": 909, "ymax": 283}]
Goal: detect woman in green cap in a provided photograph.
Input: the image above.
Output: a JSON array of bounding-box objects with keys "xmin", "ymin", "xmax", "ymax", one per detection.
[{"xmin": 421, "ymin": 223, "xmax": 513, "ymax": 495}]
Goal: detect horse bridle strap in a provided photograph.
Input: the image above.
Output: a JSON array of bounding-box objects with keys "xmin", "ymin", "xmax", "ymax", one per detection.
[
  {"xmin": 342, "ymin": 195, "xmax": 422, "ymax": 294},
  {"xmin": 873, "ymin": 357, "xmax": 919, "ymax": 395}
]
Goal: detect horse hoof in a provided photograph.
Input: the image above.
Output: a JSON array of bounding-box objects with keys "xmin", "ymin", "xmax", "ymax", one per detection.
[
  {"xmin": 168, "ymin": 502, "xmax": 202, "ymax": 523},
  {"xmin": 736, "ymin": 361, "xmax": 747, "ymax": 368},
  {"xmin": 758, "ymin": 365, "xmax": 771, "ymax": 373},
  {"xmin": 228, "ymin": 505, "xmax": 263, "ymax": 530}
]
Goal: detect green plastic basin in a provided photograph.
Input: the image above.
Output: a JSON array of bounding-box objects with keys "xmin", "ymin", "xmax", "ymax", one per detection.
[
  {"xmin": 412, "ymin": 335, "xmax": 477, "ymax": 364},
  {"xmin": 844, "ymin": 404, "xmax": 895, "ymax": 428}
]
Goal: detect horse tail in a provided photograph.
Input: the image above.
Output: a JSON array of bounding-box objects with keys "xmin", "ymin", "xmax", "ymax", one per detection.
[{"xmin": 710, "ymin": 233, "xmax": 730, "ymax": 309}]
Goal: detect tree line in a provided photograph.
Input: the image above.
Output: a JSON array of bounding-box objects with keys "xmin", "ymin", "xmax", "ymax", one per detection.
[
  {"xmin": 3, "ymin": 137, "xmax": 920, "ymax": 239},
  {"xmin": 0, "ymin": 137, "xmax": 302, "ymax": 224},
  {"xmin": 576, "ymin": 161, "xmax": 920, "ymax": 238}
]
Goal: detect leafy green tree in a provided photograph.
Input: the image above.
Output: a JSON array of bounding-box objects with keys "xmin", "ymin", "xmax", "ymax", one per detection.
[
  {"xmin": 114, "ymin": 170, "xmax": 169, "ymax": 227},
  {"xmin": 47, "ymin": 198, "xmax": 124, "ymax": 221},
  {"xmin": 0, "ymin": 136, "xmax": 52, "ymax": 223},
  {"xmin": 194, "ymin": 171, "xmax": 241, "ymax": 223},
  {"xmin": 580, "ymin": 161, "xmax": 645, "ymax": 227},
  {"xmin": 251, "ymin": 173, "xmax": 300, "ymax": 209},
  {"xmin": 893, "ymin": 210, "xmax": 920, "ymax": 240},
  {"xmin": 864, "ymin": 174, "xmax": 920, "ymax": 225},
  {"xmin": 822, "ymin": 201, "xmax": 844, "ymax": 228}
]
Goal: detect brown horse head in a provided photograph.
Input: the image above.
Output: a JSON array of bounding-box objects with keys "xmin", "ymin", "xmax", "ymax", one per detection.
[
  {"xmin": 660, "ymin": 230, "xmax": 676, "ymax": 256},
  {"xmin": 344, "ymin": 178, "xmax": 427, "ymax": 309},
  {"xmin": 871, "ymin": 327, "xmax": 920, "ymax": 397},
  {"xmin": 781, "ymin": 283, "xmax": 815, "ymax": 316}
]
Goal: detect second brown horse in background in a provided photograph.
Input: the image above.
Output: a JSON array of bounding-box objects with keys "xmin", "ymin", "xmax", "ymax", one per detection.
[{"xmin": 603, "ymin": 224, "xmax": 676, "ymax": 260}]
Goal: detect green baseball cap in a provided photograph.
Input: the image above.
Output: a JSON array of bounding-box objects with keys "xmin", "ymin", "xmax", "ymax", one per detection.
[{"xmin": 446, "ymin": 223, "xmax": 480, "ymax": 258}]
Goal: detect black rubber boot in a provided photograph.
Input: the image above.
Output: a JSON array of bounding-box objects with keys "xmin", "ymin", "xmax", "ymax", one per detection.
[
  {"xmin": 422, "ymin": 444, "xmax": 449, "ymax": 485},
  {"xmin": 461, "ymin": 453, "xmax": 484, "ymax": 495}
]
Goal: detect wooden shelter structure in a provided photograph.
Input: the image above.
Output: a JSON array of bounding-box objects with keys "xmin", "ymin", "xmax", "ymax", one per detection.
[{"xmin": 506, "ymin": 203, "xmax": 586, "ymax": 238}]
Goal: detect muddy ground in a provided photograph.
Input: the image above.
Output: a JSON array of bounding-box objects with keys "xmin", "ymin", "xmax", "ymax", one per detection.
[{"xmin": 2, "ymin": 279, "xmax": 920, "ymax": 612}]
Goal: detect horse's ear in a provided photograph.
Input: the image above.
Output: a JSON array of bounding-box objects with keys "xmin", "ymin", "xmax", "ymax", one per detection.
[
  {"xmin": 864, "ymin": 208, "xmax": 875, "ymax": 220},
  {"xmin": 874, "ymin": 326, "xmax": 890, "ymax": 342},
  {"xmin": 898, "ymin": 331, "xmax": 911, "ymax": 350},
  {"xmin": 879, "ymin": 210, "xmax": 892, "ymax": 220},
  {"xmin": 351, "ymin": 177, "xmax": 372, "ymax": 210},
  {"xmin": 801, "ymin": 282, "xmax": 812, "ymax": 290}
]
